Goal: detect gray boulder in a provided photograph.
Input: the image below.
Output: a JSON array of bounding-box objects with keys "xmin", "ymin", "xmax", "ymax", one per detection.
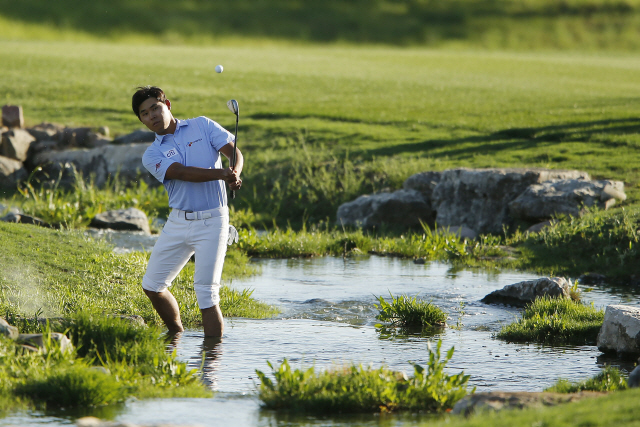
[
  {"xmin": 1, "ymin": 129, "xmax": 36, "ymax": 161},
  {"xmin": 597, "ymin": 305, "xmax": 640, "ymax": 357},
  {"xmin": 436, "ymin": 225, "xmax": 477, "ymax": 240},
  {"xmin": 481, "ymin": 277, "xmax": 572, "ymax": 307},
  {"xmin": 452, "ymin": 391, "xmax": 603, "ymax": 416},
  {"xmin": 628, "ymin": 365, "xmax": 640, "ymax": 388},
  {"xmin": 113, "ymin": 129, "xmax": 155, "ymax": 144},
  {"xmin": 90, "ymin": 208, "xmax": 151, "ymax": 234},
  {"xmin": 0, "ymin": 318, "xmax": 18, "ymax": 340},
  {"xmin": 0, "ymin": 155, "xmax": 27, "ymax": 188},
  {"xmin": 431, "ymin": 168, "xmax": 589, "ymax": 234},
  {"xmin": 0, "ymin": 212, "xmax": 51, "ymax": 227},
  {"xmin": 336, "ymin": 189, "xmax": 434, "ymax": 228},
  {"xmin": 32, "ymin": 143, "xmax": 153, "ymax": 188},
  {"xmin": 27, "ymin": 122, "xmax": 64, "ymax": 142},
  {"xmin": 509, "ymin": 179, "xmax": 626, "ymax": 222}
]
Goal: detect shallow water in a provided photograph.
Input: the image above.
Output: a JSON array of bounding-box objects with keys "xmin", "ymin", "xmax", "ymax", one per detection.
[{"xmin": 6, "ymin": 239, "xmax": 640, "ymax": 426}]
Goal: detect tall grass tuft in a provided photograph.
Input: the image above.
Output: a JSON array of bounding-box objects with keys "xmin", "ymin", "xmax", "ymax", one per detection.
[
  {"xmin": 374, "ymin": 293, "xmax": 448, "ymax": 329},
  {"xmin": 545, "ymin": 366, "xmax": 628, "ymax": 393},
  {"xmin": 497, "ymin": 297, "xmax": 605, "ymax": 345},
  {"xmin": 256, "ymin": 340, "xmax": 473, "ymax": 414}
]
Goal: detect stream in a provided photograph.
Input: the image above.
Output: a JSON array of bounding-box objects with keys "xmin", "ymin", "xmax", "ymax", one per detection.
[{"xmin": 2, "ymin": 230, "xmax": 639, "ymax": 426}]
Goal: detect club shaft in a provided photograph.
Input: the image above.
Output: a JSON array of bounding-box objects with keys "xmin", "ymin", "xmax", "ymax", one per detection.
[{"xmin": 231, "ymin": 115, "xmax": 239, "ymax": 199}]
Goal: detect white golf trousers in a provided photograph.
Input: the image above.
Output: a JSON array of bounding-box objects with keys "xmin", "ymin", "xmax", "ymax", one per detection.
[{"xmin": 142, "ymin": 206, "xmax": 229, "ymax": 309}]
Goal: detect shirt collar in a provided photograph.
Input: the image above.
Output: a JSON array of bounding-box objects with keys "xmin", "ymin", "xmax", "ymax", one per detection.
[{"xmin": 153, "ymin": 119, "xmax": 189, "ymax": 145}]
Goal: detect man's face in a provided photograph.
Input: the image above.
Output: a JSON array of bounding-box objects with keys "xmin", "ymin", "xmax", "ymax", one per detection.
[{"xmin": 138, "ymin": 98, "xmax": 173, "ymax": 134}]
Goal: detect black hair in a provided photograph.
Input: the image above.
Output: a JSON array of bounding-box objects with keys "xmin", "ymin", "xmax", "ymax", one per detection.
[{"xmin": 131, "ymin": 86, "xmax": 167, "ymax": 118}]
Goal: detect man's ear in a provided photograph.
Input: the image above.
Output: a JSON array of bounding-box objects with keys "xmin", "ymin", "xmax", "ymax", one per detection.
[{"xmin": 165, "ymin": 99, "xmax": 172, "ymax": 110}]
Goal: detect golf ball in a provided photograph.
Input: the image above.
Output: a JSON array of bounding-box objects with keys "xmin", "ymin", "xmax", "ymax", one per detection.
[{"xmin": 215, "ymin": 65, "xmax": 224, "ymax": 73}]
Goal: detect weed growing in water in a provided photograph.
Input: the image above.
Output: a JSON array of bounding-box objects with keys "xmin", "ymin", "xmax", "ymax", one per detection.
[
  {"xmin": 256, "ymin": 340, "xmax": 473, "ymax": 413},
  {"xmin": 497, "ymin": 297, "xmax": 604, "ymax": 345},
  {"xmin": 375, "ymin": 293, "xmax": 447, "ymax": 329},
  {"xmin": 545, "ymin": 366, "xmax": 628, "ymax": 393}
]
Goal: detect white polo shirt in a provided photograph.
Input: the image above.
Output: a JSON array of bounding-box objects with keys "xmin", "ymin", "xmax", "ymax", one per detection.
[{"xmin": 142, "ymin": 116, "xmax": 235, "ymax": 212}]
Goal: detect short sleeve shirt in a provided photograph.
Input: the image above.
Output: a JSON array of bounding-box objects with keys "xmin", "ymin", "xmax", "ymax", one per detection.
[{"xmin": 142, "ymin": 116, "xmax": 235, "ymax": 211}]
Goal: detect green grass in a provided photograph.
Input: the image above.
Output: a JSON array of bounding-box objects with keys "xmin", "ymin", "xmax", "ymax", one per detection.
[
  {"xmin": 1, "ymin": 314, "xmax": 210, "ymax": 412},
  {"xmin": 497, "ymin": 296, "xmax": 605, "ymax": 345},
  {"xmin": 3, "ymin": 0, "xmax": 640, "ymax": 50},
  {"xmin": 0, "ymin": 221, "xmax": 277, "ymax": 324},
  {"xmin": 2, "ymin": 40, "xmax": 640, "ymax": 231},
  {"xmin": 374, "ymin": 293, "xmax": 448, "ymax": 329},
  {"xmin": 546, "ymin": 366, "xmax": 628, "ymax": 393},
  {"xmin": 507, "ymin": 206, "xmax": 640, "ymax": 279},
  {"xmin": 256, "ymin": 340, "xmax": 473, "ymax": 413}
]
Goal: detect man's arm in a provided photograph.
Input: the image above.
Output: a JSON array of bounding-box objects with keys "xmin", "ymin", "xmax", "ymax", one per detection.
[
  {"xmin": 164, "ymin": 163, "xmax": 237, "ymax": 183},
  {"xmin": 219, "ymin": 143, "xmax": 244, "ymax": 176}
]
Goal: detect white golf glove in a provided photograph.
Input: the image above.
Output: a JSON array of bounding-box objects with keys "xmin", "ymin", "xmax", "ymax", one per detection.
[{"xmin": 227, "ymin": 224, "xmax": 239, "ymax": 245}]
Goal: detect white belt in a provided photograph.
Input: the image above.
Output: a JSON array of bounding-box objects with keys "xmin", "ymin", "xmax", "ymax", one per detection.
[{"xmin": 172, "ymin": 207, "xmax": 226, "ymax": 221}]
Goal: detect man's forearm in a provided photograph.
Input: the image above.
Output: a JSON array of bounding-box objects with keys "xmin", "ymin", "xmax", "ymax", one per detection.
[{"xmin": 165, "ymin": 163, "xmax": 230, "ymax": 183}]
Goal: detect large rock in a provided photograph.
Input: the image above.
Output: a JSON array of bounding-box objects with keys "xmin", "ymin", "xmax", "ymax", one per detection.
[
  {"xmin": 597, "ymin": 305, "xmax": 640, "ymax": 357},
  {"xmin": 0, "ymin": 318, "xmax": 18, "ymax": 340},
  {"xmin": 0, "ymin": 212, "xmax": 51, "ymax": 227},
  {"xmin": 1, "ymin": 129, "xmax": 36, "ymax": 161},
  {"xmin": 32, "ymin": 143, "xmax": 153, "ymax": 187},
  {"xmin": 113, "ymin": 129, "xmax": 155, "ymax": 145},
  {"xmin": 481, "ymin": 277, "xmax": 571, "ymax": 307},
  {"xmin": 509, "ymin": 179, "xmax": 626, "ymax": 221},
  {"xmin": 0, "ymin": 155, "xmax": 27, "ymax": 188},
  {"xmin": 431, "ymin": 168, "xmax": 589, "ymax": 234},
  {"xmin": 452, "ymin": 391, "xmax": 605, "ymax": 416},
  {"xmin": 336, "ymin": 189, "xmax": 434, "ymax": 228},
  {"xmin": 27, "ymin": 122, "xmax": 64, "ymax": 142},
  {"xmin": 90, "ymin": 208, "xmax": 151, "ymax": 234}
]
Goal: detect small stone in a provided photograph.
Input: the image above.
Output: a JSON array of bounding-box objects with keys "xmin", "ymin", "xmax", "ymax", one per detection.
[
  {"xmin": 90, "ymin": 208, "xmax": 151, "ymax": 234},
  {"xmin": 2, "ymin": 105, "xmax": 23, "ymax": 128}
]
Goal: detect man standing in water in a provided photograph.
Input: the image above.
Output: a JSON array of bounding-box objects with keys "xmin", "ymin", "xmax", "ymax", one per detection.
[{"xmin": 132, "ymin": 86, "xmax": 243, "ymax": 338}]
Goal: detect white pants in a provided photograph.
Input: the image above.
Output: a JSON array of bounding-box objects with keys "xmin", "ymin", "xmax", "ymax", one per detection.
[{"xmin": 142, "ymin": 207, "xmax": 229, "ymax": 309}]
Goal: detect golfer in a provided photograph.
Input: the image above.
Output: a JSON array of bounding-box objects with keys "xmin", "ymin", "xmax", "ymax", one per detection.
[{"xmin": 132, "ymin": 86, "xmax": 243, "ymax": 338}]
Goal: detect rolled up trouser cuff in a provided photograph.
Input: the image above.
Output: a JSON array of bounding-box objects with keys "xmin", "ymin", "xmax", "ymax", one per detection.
[{"xmin": 195, "ymin": 283, "xmax": 221, "ymax": 309}]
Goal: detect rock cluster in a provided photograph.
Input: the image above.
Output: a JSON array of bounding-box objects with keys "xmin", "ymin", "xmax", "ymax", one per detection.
[
  {"xmin": 0, "ymin": 105, "xmax": 154, "ymax": 190},
  {"xmin": 337, "ymin": 168, "xmax": 626, "ymax": 235}
]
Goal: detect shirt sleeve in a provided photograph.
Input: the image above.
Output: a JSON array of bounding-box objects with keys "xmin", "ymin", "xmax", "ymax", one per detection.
[
  {"xmin": 201, "ymin": 116, "xmax": 235, "ymax": 151},
  {"xmin": 142, "ymin": 145, "xmax": 179, "ymax": 183}
]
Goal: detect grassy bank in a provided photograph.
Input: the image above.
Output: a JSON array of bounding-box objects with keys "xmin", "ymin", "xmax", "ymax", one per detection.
[
  {"xmin": 0, "ymin": 221, "xmax": 277, "ymax": 324},
  {"xmin": 0, "ymin": 313, "xmax": 210, "ymax": 415},
  {"xmin": 3, "ymin": 0, "xmax": 640, "ymax": 50}
]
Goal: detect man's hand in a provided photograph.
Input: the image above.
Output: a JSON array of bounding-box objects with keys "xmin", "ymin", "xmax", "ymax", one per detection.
[{"xmin": 225, "ymin": 168, "xmax": 242, "ymax": 191}]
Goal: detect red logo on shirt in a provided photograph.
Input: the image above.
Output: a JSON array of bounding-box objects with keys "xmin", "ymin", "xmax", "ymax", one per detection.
[
  {"xmin": 155, "ymin": 160, "xmax": 162, "ymax": 171},
  {"xmin": 187, "ymin": 138, "xmax": 202, "ymax": 147}
]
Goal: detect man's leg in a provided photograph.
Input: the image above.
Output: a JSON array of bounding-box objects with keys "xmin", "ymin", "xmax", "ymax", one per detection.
[
  {"xmin": 201, "ymin": 305, "xmax": 224, "ymax": 337},
  {"xmin": 144, "ymin": 289, "xmax": 184, "ymax": 333}
]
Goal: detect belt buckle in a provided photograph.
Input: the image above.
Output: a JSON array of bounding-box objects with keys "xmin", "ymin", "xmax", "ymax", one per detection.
[{"xmin": 184, "ymin": 210, "xmax": 196, "ymax": 221}]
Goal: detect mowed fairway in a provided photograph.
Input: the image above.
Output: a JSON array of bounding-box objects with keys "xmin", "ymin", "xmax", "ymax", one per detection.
[{"xmin": 2, "ymin": 40, "xmax": 640, "ymax": 220}]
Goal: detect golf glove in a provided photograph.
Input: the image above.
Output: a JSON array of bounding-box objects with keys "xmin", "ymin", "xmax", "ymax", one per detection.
[{"xmin": 227, "ymin": 224, "xmax": 239, "ymax": 245}]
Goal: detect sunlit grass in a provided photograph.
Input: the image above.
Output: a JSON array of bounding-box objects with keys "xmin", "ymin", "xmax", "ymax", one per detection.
[
  {"xmin": 256, "ymin": 340, "xmax": 473, "ymax": 413},
  {"xmin": 374, "ymin": 293, "xmax": 447, "ymax": 329},
  {"xmin": 497, "ymin": 297, "xmax": 605, "ymax": 345}
]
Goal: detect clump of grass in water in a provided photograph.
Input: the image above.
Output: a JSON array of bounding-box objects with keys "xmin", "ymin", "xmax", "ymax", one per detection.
[
  {"xmin": 545, "ymin": 366, "xmax": 628, "ymax": 393},
  {"xmin": 256, "ymin": 340, "xmax": 473, "ymax": 413},
  {"xmin": 375, "ymin": 292, "xmax": 447, "ymax": 329},
  {"xmin": 497, "ymin": 296, "xmax": 604, "ymax": 345}
]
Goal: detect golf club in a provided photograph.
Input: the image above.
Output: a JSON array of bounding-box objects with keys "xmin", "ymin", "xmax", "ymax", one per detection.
[{"xmin": 226, "ymin": 99, "xmax": 239, "ymax": 199}]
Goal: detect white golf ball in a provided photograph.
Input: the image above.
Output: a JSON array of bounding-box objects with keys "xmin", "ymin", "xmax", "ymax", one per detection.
[{"xmin": 215, "ymin": 65, "xmax": 224, "ymax": 73}]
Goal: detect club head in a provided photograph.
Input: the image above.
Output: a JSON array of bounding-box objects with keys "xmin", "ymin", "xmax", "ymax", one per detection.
[{"xmin": 227, "ymin": 99, "xmax": 239, "ymax": 116}]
